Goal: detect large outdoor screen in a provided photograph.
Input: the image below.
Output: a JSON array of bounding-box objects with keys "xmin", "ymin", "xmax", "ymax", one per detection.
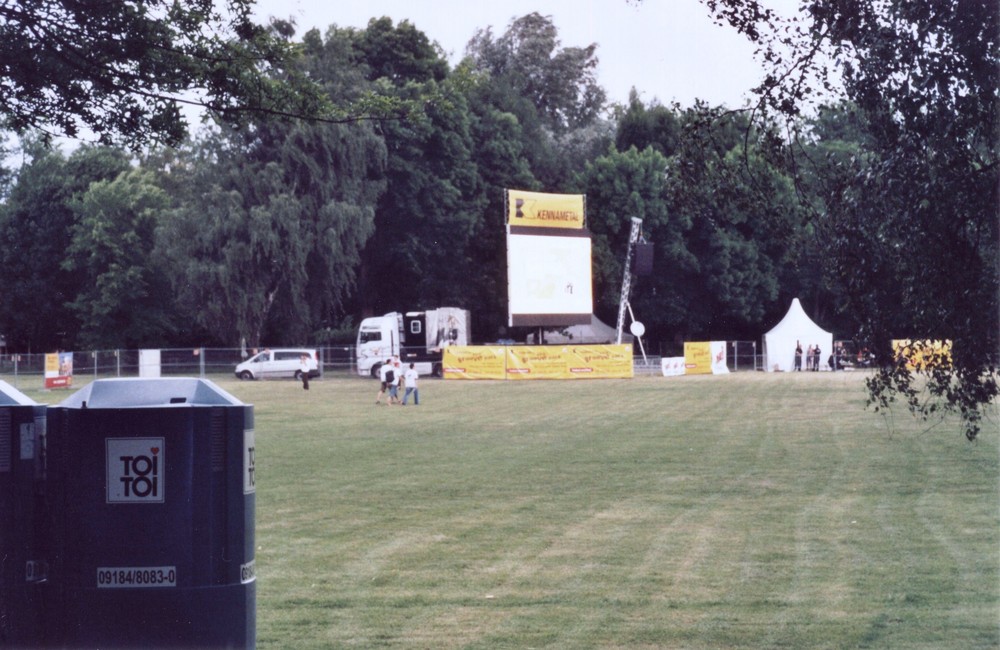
[{"xmin": 507, "ymin": 230, "xmax": 593, "ymax": 327}]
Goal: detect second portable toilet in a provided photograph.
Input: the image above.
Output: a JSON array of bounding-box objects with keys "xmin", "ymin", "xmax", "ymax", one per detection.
[{"xmin": 0, "ymin": 380, "xmax": 48, "ymax": 648}]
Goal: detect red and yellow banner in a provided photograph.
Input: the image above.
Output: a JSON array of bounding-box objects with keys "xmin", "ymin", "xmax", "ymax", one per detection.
[
  {"xmin": 444, "ymin": 345, "xmax": 633, "ymax": 380},
  {"xmin": 44, "ymin": 352, "xmax": 73, "ymax": 389},
  {"xmin": 506, "ymin": 189, "xmax": 585, "ymax": 230}
]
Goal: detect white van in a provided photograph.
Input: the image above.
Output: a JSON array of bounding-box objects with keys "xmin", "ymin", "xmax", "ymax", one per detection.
[{"xmin": 235, "ymin": 349, "xmax": 318, "ymax": 380}]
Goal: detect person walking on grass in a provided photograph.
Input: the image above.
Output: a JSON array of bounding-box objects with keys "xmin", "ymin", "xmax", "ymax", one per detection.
[
  {"xmin": 376, "ymin": 359, "xmax": 393, "ymax": 405},
  {"xmin": 402, "ymin": 363, "xmax": 419, "ymax": 406},
  {"xmin": 299, "ymin": 354, "xmax": 311, "ymax": 390},
  {"xmin": 387, "ymin": 362, "xmax": 401, "ymax": 405},
  {"xmin": 393, "ymin": 356, "xmax": 404, "ymax": 397}
]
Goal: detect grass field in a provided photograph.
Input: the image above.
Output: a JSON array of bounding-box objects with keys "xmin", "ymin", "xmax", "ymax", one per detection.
[{"xmin": 18, "ymin": 372, "xmax": 1000, "ymax": 648}]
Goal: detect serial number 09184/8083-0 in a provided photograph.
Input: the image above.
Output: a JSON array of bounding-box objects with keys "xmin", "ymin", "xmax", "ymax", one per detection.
[{"xmin": 97, "ymin": 566, "xmax": 177, "ymax": 588}]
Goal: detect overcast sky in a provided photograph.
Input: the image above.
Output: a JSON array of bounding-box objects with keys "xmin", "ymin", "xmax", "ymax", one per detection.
[{"xmin": 251, "ymin": 0, "xmax": 804, "ymax": 110}]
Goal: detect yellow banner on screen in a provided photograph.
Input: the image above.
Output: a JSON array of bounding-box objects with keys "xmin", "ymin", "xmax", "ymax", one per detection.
[{"xmin": 506, "ymin": 189, "xmax": 585, "ymax": 229}]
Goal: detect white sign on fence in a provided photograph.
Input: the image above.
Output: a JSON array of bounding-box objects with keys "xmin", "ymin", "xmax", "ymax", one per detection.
[{"xmin": 139, "ymin": 349, "xmax": 161, "ymax": 378}]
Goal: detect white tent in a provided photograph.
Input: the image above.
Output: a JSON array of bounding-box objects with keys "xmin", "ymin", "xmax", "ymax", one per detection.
[{"xmin": 763, "ymin": 298, "xmax": 833, "ymax": 372}]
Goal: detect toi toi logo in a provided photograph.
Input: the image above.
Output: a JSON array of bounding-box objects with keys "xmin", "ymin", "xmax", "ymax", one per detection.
[
  {"xmin": 118, "ymin": 449, "xmax": 159, "ymax": 497},
  {"xmin": 107, "ymin": 438, "xmax": 165, "ymax": 503}
]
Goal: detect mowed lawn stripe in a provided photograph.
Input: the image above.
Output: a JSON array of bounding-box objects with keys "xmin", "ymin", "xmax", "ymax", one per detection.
[{"xmin": 199, "ymin": 373, "xmax": 997, "ymax": 649}]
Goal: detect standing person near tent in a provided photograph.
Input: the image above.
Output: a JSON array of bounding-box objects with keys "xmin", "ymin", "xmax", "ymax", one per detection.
[
  {"xmin": 812, "ymin": 345, "xmax": 822, "ymax": 371},
  {"xmin": 794, "ymin": 341, "xmax": 803, "ymax": 371},
  {"xmin": 806, "ymin": 345, "xmax": 814, "ymax": 371}
]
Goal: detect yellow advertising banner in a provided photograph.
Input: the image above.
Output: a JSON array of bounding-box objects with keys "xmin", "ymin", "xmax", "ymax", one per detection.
[
  {"xmin": 892, "ymin": 339, "xmax": 952, "ymax": 370},
  {"xmin": 506, "ymin": 189, "xmax": 585, "ymax": 229},
  {"xmin": 443, "ymin": 346, "xmax": 506, "ymax": 380},
  {"xmin": 563, "ymin": 344, "xmax": 633, "ymax": 378},
  {"xmin": 684, "ymin": 342, "xmax": 713, "ymax": 375},
  {"xmin": 444, "ymin": 345, "xmax": 633, "ymax": 379},
  {"xmin": 506, "ymin": 346, "xmax": 568, "ymax": 379}
]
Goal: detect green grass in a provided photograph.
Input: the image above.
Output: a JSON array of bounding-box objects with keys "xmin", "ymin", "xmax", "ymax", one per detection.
[{"xmin": 18, "ymin": 372, "xmax": 1000, "ymax": 648}]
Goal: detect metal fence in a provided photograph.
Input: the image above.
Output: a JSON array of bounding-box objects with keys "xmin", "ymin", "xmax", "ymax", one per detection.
[
  {"xmin": 0, "ymin": 346, "xmax": 360, "ymax": 387},
  {"xmin": 642, "ymin": 340, "xmax": 865, "ymax": 373},
  {"xmin": 727, "ymin": 341, "xmax": 760, "ymax": 371},
  {"xmin": 0, "ymin": 340, "xmax": 866, "ymax": 389}
]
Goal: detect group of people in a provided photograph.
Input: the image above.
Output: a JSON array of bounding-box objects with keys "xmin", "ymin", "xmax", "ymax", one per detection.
[
  {"xmin": 376, "ymin": 357, "xmax": 420, "ymax": 406},
  {"xmin": 296, "ymin": 352, "xmax": 421, "ymax": 403},
  {"xmin": 793, "ymin": 341, "xmax": 823, "ymax": 371}
]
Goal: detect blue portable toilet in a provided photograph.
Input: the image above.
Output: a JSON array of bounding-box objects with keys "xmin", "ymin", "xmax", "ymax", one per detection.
[
  {"xmin": 0, "ymin": 380, "xmax": 48, "ymax": 648},
  {"xmin": 46, "ymin": 378, "xmax": 255, "ymax": 648}
]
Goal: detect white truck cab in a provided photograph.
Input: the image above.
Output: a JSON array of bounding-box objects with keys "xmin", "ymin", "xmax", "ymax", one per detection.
[{"xmin": 356, "ymin": 308, "xmax": 470, "ymax": 378}]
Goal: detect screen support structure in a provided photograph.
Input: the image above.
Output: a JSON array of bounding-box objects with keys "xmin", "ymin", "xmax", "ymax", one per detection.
[{"xmin": 616, "ymin": 218, "xmax": 643, "ymax": 345}]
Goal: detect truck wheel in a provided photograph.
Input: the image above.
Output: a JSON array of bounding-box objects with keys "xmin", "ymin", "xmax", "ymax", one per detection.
[
  {"xmin": 432, "ymin": 363, "xmax": 442, "ymax": 378},
  {"xmin": 294, "ymin": 370, "xmax": 302, "ymax": 380},
  {"xmin": 371, "ymin": 365, "xmax": 381, "ymax": 379},
  {"xmin": 239, "ymin": 370, "xmax": 254, "ymax": 381}
]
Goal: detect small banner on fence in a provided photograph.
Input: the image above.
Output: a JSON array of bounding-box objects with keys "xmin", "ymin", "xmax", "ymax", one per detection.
[
  {"xmin": 683, "ymin": 342, "xmax": 729, "ymax": 375},
  {"xmin": 44, "ymin": 352, "xmax": 73, "ymax": 389},
  {"xmin": 661, "ymin": 357, "xmax": 686, "ymax": 376}
]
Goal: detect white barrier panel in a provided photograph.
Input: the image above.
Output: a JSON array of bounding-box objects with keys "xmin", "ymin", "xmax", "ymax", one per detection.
[
  {"xmin": 139, "ymin": 349, "xmax": 162, "ymax": 378},
  {"xmin": 661, "ymin": 357, "xmax": 686, "ymax": 377}
]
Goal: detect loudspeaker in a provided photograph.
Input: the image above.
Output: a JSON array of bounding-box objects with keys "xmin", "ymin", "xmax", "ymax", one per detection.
[{"xmin": 633, "ymin": 242, "xmax": 654, "ymax": 276}]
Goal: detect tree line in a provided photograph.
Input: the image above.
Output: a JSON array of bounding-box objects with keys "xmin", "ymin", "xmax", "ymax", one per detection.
[
  {"xmin": 0, "ymin": 12, "xmax": 840, "ymax": 350},
  {"xmin": 0, "ymin": 2, "xmax": 995, "ymax": 436}
]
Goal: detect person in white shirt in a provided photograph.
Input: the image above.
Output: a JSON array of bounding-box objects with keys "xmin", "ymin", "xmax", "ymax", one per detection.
[
  {"xmin": 299, "ymin": 354, "xmax": 312, "ymax": 390},
  {"xmin": 401, "ymin": 363, "xmax": 419, "ymax": 405}
]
